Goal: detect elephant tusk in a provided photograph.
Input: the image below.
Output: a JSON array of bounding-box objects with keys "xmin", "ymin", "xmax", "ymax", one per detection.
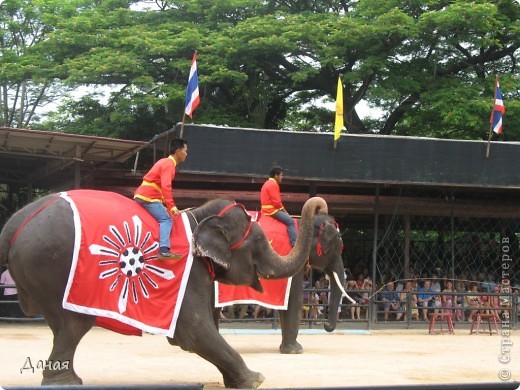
[{"xmin": 333, "ymin": 271, "xmax": 356, "ymax": 304}]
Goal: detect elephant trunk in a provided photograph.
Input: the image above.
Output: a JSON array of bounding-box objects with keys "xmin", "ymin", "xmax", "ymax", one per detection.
[
  {"xmin": 323, "ymin": 260, "xmax": 346, "ymax": 332},
  {"xmin": 258, "ymin": 197, "xmax": 327, "ymax": 280}
]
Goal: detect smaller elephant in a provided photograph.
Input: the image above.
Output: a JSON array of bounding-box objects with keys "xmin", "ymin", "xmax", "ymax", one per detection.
[
  {"xmin": 278, "ymin": 213, "xmax": 350, "ymax": 354},
  {"xmin": 216, "ymin": 212, "xmax": 351, "ymax": 354}
]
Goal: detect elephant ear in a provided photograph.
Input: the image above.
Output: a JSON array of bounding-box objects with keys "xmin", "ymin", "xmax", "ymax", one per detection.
[{"xmin": 192, "ymin": 216, "xmax": 232, "ymax": 269}]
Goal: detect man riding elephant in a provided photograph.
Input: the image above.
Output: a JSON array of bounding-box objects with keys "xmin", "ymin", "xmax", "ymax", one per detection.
[{"xmin": 260, "ymin": 166, "xmax": 296, "ymax": 247}]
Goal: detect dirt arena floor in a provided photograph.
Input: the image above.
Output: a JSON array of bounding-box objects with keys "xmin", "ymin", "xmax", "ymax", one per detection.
[{"xmin": 1, "ymin": 322, "xmax": 518, "ymax": 389}]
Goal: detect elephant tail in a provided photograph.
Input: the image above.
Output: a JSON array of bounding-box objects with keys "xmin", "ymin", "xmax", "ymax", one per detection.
[
  {"xmin": 0, "ymin": 206, "xmax": 22, "ymax": 268},
  {"xmin": 0, "ymin": 224, "xmax": 11, "ymax": 268}
]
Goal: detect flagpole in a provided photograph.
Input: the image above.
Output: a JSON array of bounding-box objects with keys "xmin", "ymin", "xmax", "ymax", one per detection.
[
  {"xmin": 486, "ymin": 75, "xmax": 499, "ymax": 159},
  {"xmin": 180, "ymin": 113, "xmax": 186, "ymax": 139}
]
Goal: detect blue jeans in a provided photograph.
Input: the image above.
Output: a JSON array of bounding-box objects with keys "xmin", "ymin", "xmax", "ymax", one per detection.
[
  {"xmin": 135, "ymin": 199, "xmax": 172, "ymax": 250},
  {"xmin": 272, "ymin": 210, "xmax": 297, "ymax": 247}
]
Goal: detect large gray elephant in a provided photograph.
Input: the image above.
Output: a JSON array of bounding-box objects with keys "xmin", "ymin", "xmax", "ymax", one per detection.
[
  {"xmin": 216, "ymin": 214, "xmax": 345, "ymax": 354},
  {"xmin": 0, "ymin": 191, "xmax": 327, "ymax": 388}
]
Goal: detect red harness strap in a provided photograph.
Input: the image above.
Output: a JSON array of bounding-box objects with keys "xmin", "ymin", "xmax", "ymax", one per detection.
[
  {"xmin": 203, "ymin": 257, "xmax": 216, "ymax": 278},
  {"xmin": 10, "ymin": 195, "xmax": 61, "ymax": 246},
  {"xmin": 217, "ymin": 203, "xmax": 253, "ymax": 250},
  {"xmin": 203, "ymin": 203, "xmax": 253, "ymax": 280},
  {"xmin": 316, "ymin": 220, "xmax": 341, "ymax": 257}
]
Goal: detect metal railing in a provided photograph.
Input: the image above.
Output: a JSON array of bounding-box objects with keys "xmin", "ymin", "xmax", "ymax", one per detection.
[
  {"xmin": 1, "ymin": 284, "xmax": 518, "ymax": 329},
  {"xmin": 372, "ymin": 290, "xmax": 518, "ymax": 328}
]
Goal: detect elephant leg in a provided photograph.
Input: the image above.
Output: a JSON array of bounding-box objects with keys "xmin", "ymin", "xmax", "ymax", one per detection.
[
  {"xmin": 279, "ymin": 270, "xmax": 304, "ymax": 354},
  {"xmin": 42, "ymin": 311, "xmax": 95, "ymax": 385},
  {"xmin": 174, "ymin": 317, "xmax": 264, "ymax": 388},
  {"xmin": 174, "ymin": 267, "xmax": 264, "ymax": 389}
]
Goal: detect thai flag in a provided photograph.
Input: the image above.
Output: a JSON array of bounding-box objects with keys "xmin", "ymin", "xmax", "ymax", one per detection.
[
  {"xmin": 490, "ymin": 80, "xmax": 505, "ymax": 135},
  {"xmin": 184, "ymin": 52, "xmax": 200, "ymax": 118}
]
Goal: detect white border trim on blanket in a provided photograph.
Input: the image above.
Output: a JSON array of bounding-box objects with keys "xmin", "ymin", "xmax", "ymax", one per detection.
[
  {"xmin": 60, "ymin": 192, "xmax": 193, "ymax": 337},
  {"xmin": 167, "ymin": 212, "xmax": 193, "ymax": 336},
  {"xmin": 214, "ymin": 277, "xmax": 293, "ymax": 310}
]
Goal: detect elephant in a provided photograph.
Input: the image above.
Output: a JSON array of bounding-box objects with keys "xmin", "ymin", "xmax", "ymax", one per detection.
[
  {"xmin": 0, "ymin": 190, "xmax": 327, "ymax": 388},
  {"xmin": 278, "ymin": 213, "xmax": 347, "ymax": 354},
  {"xmin": 215, "ymin": 213, "xmax": 347, "ymax": 354}
]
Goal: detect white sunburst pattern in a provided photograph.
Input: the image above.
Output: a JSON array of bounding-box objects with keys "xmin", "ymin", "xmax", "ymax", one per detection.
[{"xmin": 88, "ymin": 215, "xmax": 175, "ymax": 314}]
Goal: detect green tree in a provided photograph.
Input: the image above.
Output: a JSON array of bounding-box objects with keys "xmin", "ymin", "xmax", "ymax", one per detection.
[
  {"xmin": 0, "ymin": 0, "xmax": 72, "ymax": 127},
  {"xmin": 3, "ymin": 0, "xmax": 519, "ymax": 141}
]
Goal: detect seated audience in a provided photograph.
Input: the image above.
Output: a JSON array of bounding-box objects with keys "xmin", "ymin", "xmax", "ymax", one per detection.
[
  {"xmin": 396, "ymin": 281, "xmax": 417, "ymax": 321},
  {"xmin": 491, "ymin": 285, "xmax": 501, "ymax": 320},
  {"xmin": 465, "ymin": 282, "xmax": 481, "ymax": 321},
  {"xmin": 416, "ymin": 279, "xmax": 435, "ymax": 321},
  {"xmin": 442, "ymin": 280, "xmax": 462, "ymax": 321},
  {"xmin": 380, "ymin": 282, "xmax": 400, "ymax": 321}
]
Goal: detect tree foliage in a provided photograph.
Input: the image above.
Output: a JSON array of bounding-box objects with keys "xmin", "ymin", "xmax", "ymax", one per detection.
[{"xmin": 2, "ymin": 0, "xmax": 519, "ymax": 141}]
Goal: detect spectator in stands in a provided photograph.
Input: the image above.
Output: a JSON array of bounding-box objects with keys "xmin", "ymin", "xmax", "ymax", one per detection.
[
  {"xmin": 347, "ymin": 280, "xmax": 361, "ymax": 320},
  {"xmin": 253, "ymin": 305, "xmax": 273, "ymax": 322},
  {"xmin": 360, "ymin": 277, "xmax": 372, "ymax": 320},
  {"xmin": 301, "ymin": 267, "xmax": 312, "ymax": 320},
  {"xmin": 465, "ymin": 282, "xmax": 481, "ymax": 321},
  {"xmin": 491, "ymin": 285, "xmax": 501, "ymax": 320},
  {"xmin": 380, "ymin": 282, "xmax": 400, "ymax": 321},
  {"xmin": 482, "ymin": 271, "xmax": 497, "ymax": 293},
  {"xmin": 396, "ymin": 281, "xmax": 416, "ymax": 321},
  {"xmin": 479, "ymin": 287, "xmax": 492, "ymax": 316},
  {"xmin": 310, "ymin": 288, "xmax": 322, "ymax": 321},
  {"xmin": 442, "ymin": 280, "xmax": 461, "ymax": 321},
  {"xmin": 430, "ymin": 274, "xmax": 442, "ymax": 293},
  {"xmin": 454, "ymin": 279, "xmax": 466, "ymax": 320},
  {"xmin": 0, "ymin": 268, "xmax": 20, "ymax": 318},
  {"xmin": 440, "ymin": 280, "xmax": 454, "ymax": 311},
  {"xmin": 349, "ymin": 275, "xmax": 371, "ymax": 320},
  {"xmin": 238, "ymin": 305, "xmax": 250, "ymax": 319},
  {"xmin": 394, "ymin": 277, "xmax": 404, "ymax": 293},
  {"xmin": 354, "ymin": 273, "xmax": 365, "ymax": 290},
  {"xmin": 416, "ymin": 279, "xmax": 435, "ymax": 321},
  {"xmin": 431, "ymin": 288, "xmax": 443, "ymax": 315},
  {"xmin": 349, "ymin": 274, "xmax": 365, "ymax": 320}
]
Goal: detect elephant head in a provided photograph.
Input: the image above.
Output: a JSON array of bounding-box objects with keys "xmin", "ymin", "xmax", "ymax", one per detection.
[{"xmin": 193, "ymin": 197, "xmax": 327, "ymax": 291}]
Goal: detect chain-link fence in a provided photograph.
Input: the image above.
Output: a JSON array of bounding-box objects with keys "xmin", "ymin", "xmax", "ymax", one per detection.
[{"xmin": 342, "ymin": 187, "xmax": 519, "ymax": 323}]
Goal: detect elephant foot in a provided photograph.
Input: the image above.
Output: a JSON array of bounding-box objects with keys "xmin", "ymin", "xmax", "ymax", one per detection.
[
  {"xmin": 42, "ymin": 369, "xmax": 82, "ymax": 385},
  {"xmin": 279, "ymin": 341, "xmax": 303, "ymax": 354},
  {"xmin": 324, "ymin": 322, "xmax": 336, "ymax": 332},
  {"xmin": 223, "ymin": 370, "xmax": 265, "ymax": 388}
]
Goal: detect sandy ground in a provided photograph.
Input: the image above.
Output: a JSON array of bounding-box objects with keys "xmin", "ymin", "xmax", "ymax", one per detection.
[{"xmin": 1, "ymin": 323, "xmax": 518, "ymax": 389}]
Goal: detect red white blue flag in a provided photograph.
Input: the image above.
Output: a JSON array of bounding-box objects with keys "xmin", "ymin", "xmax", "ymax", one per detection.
[
  {"xmin": 490, "ymin": 79, "xmax": 505, "ymax": 135},
  {"xmin": 184, "ymin": 52, "xmax": 200, "ymax": 118}
]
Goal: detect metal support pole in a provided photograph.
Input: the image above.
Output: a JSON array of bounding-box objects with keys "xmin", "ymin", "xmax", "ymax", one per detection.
[{"xmin": 369, "ymin": 185, "xmax": 380, "ymax": 330}]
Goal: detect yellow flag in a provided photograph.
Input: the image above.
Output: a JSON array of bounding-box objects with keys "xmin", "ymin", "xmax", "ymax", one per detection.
[{"xmin": 334, "ymin": 76, "xmax": 344, "ymax": 144}]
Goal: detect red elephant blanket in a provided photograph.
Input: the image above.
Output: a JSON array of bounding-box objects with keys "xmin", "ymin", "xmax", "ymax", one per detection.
[
  {"xmin": 215, "ymin": 212, "xmax": 296, "ymax": 309},
  {"xmin": 61, "ymin": 190, "xmax": 193, "ymax": 337}
]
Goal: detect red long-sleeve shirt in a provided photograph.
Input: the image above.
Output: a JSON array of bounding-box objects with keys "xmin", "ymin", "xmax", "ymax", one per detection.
[
  {"xmin": 134, "ymin": 156, "xmax": 177, "ymax": 211},
  {"xmin": 260, "ymin": 178, "xmax": 284, "ymax": 215}
]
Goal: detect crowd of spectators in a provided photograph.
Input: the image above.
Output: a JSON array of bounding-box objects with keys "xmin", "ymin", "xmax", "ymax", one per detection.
[
  {"xmin": 217, "ymin": 267, "xmax": 520, "ymax": 325},
  {"xmin": 361, "ymin": 272, "xmax": 520, "ymax": 323}
]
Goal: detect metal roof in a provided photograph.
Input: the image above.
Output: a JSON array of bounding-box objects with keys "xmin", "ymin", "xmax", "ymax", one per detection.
[{"xmin": 0, "ymin": 127, "xmax": 149, "ymax": 189}]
